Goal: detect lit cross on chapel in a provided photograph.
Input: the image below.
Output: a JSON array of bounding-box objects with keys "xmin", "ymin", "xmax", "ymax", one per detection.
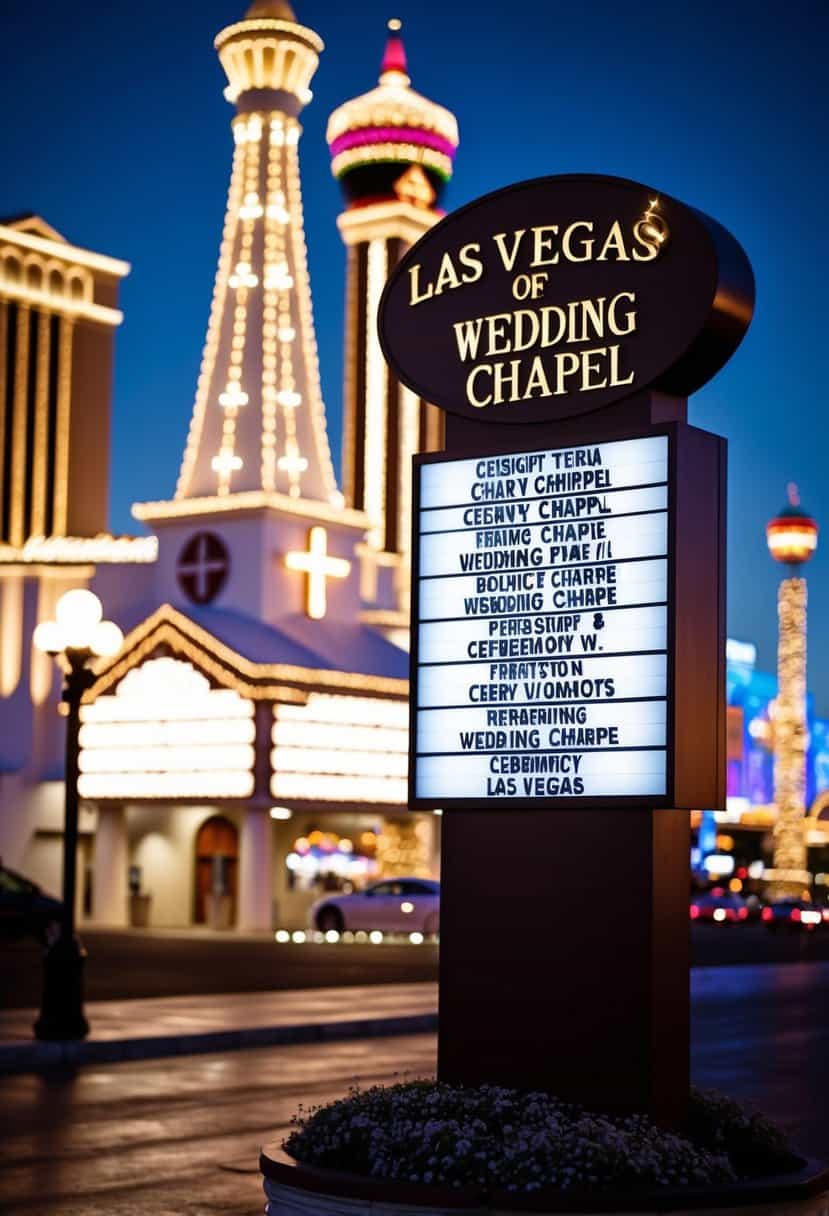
[{"xmin": 285, "ymin": 526, "xmax": 350, "ymax": 620}]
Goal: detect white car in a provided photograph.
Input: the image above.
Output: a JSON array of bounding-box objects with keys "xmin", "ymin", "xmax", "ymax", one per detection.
[{"xmin": 310, "ymin": 878, "xmax": 439, "ymax": 935}]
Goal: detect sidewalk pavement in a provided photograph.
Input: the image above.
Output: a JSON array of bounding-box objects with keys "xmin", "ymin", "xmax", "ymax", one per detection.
[{"xmin": 0, "ymin": 982, "xmax": 438, "ymax": 1075}]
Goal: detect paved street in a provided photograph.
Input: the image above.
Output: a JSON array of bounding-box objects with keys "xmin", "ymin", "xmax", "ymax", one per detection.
[
  {"xmin": 1, "ymin": 929, "xmax": 439, "ymax": 1009},
  {"xmin": 0, "ymin": 1031, "xmax": 436, "ymax": 1215},
  {"xmin": 0, "ymin": 982, "xmax": 438, "ymax": 1073},
  {"xmin": 692, "ymin": 962, "xmax": 829, "ymax": 1164},
  {"xmin": 6, "ymin": 923, "xmax": 829, "ymax": 1008},
  {"xmin": 2, "ymin": 961, "xmax": 829, "ymax": 1214}
]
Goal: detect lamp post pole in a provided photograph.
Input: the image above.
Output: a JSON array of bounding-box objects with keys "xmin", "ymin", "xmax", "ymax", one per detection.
[
  {"xmin": 33, "ymin": 654, "xmax": 96, "ymax": 1040},
  {"xmin": 32, "ymin": 590, "xmax": 123, "ymax": 1042}
]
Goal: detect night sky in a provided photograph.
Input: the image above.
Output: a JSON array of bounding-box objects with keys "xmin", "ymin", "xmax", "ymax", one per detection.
[{"xmin": 1, "ymin": 1, "xmax": 826, "ymax": 707}]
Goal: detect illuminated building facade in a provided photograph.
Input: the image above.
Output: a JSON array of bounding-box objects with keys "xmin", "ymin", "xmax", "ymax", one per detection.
[
  {"xmin": 693, "ymin": 639, "xmax": 829, "ymax": 886},
  {"xmin": 0, "ymin": 2, "xmax": 451, "ymax": 931},
  {"xmin": 0, "ymin": 216, "xmax": 141, "ymax": 914},
  {"xmin": 0, "ymin": 215, "xmax": 129, "ymax": 545}
]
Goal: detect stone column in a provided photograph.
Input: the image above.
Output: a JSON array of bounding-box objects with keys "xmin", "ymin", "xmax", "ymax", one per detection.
[
  {"xmin": 93, "ymin": 805, "xmax": 129, "ymax": 927},
  {"xmin": 238, "ymin": 807, "xmax": 273, "ymax": 931}
]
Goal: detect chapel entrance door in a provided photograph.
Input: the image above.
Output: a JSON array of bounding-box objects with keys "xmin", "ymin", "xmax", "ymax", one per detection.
[{"xmin": 194, "ymin": 815, "xmax": 239, "ymax": 927}]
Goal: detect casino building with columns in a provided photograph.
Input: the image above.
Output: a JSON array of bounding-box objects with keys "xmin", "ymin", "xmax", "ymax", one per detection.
[{"xmin": 0, "ymin": 1, "xmax": 458, "ymax": 931}]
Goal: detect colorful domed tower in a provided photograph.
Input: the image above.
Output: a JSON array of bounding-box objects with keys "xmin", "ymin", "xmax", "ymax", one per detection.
[
  {"xmin": 767, "ymin": 484, "xmax": 819, "ymax": 567},
  {"xmin": 327, "ymin": 18, "xmax": 459, "ymax": 211},
  {"xmin": 327, "ymin": 22, "xmax": 459, "ymax": 604}
]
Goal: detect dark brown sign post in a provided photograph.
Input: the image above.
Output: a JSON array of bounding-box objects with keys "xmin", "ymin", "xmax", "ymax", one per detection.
[{"xmin": 379, "ymin": 174, "xmax": 754, "ymax": 1126}]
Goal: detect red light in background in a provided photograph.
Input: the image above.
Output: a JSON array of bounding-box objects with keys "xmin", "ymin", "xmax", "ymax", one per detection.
[
  {"xmin": 690, "ymin": 905, "xmax": 700, "ymax": 920},
  {"xmin": 791, "ymin": 908, "xmax": 801, "ymax": 922},
  {"xmin": 762, "ymin": 907, "xmax": 773, "ymax": 922}
]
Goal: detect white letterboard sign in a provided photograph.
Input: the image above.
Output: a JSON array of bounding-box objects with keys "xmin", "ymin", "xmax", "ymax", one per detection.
[{"xmin": 411, "ymin": 434, "xmax": 672, "ymax": 807}]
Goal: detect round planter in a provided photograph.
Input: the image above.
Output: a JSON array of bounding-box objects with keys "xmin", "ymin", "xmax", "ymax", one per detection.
[{"xmin": 260, "ymin": 1145, "xmax": 829, "ymax": 1216}]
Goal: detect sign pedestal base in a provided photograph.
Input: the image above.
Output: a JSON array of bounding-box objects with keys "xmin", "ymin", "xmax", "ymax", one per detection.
[{"xmin": 437, "ymin": 807, "xmax": 690, "ymax": 1126}]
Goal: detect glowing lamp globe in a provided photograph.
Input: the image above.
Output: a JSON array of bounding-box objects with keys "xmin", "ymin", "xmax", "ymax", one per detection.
[
  {"xmin": 55, "ymin": 589, "xmax": 103, "ymax": 648},
  {"xmin": 33, "ymin": 620, "xmax": 65, "ymax": 656},
  {"xmin": 89, "ymin": 620, "xmax": 124, "ymax": 658},
  {"xmin": 766, "ymin": 485, "xmax": 818, "ymax": 566}
]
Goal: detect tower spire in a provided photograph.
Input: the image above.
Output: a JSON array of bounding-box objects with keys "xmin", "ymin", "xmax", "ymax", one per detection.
[
  {"xmin": 174, "ymin": 4, "xmax": 338, "ymax": 505},
  {"xmin": 245, "ymin": 0, "xmax": 296, "ymax": 17},
  {"xmin": 380, "ymin": 18, "xmax": 409, "ymax": 85},
  {"xmin": 326, "ymin": 21, "xmax": 459, "ymax": 596}
]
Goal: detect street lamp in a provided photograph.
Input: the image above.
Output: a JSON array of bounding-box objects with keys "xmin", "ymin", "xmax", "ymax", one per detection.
[
  {"xmin": 32, "ymin": 588, "xmax": 123, "ymax": 1040},
  {"xmin": 765, "ymin": 485, "xmax": 819, "ymax": 900}
]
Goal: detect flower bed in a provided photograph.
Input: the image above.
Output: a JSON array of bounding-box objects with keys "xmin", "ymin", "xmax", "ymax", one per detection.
[{"xmin": 282, "ymin": 1082, "xmax": 800, "ymax": 1197}]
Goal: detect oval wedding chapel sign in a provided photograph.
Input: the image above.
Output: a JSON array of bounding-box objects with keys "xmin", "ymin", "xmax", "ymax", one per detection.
[
  {"xmin": 378, "ymin": 174, "xmax": 754, "ymax": 426},
  {"xmin": 381, "ymin": 174, "xmax": 754, "ymax": 811}
]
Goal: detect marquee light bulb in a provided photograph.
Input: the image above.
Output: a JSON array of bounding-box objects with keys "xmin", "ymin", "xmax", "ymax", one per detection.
[
  {"xmin": 211, "ymin": 453, "xmax": 243, "ymax": 474},
  {"xmin": 277, "ymin": 454, "xmax": 309, "ymax": 473},
  {"xmin": 266, "ymin": 202, "xmax": 290, "ymax": 224},
  {"xmin": 219, "ymin": 386, "xmax": 249, "ymax": 408},
  {"xmin": 264, "ymin": 266, "xmax": 294, "ymax": 291}
]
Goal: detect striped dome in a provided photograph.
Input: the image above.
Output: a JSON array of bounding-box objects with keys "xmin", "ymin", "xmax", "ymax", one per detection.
[
  {"xmin": 767, "ymin": 485, "xmax": 819, "ymax": 565},
  {"xmin": 326, "ymin": 20, "xmax": 459, "ymax": 209}
]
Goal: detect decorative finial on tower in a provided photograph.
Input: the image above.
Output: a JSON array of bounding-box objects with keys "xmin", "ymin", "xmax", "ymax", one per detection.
[
  {"xmin": 215, "ymin": 4, "xmax": 322, "ymax": 109},
  {"xmin": 245, "ymin": 0, "xmax": 296, "ymax": 19},
  {"xmin": 326, "ymin": 19, "xmax": 459, "ymax": 210},
  {"xmin": 380, "ymin": 18, "xmax": 410, "ymax": 85},
  {"xmin": 767, "ymin": 484, "xmax": 819, "ymax": 566}
]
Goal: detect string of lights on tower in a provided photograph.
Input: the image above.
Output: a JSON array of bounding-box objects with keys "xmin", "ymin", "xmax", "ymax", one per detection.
[
  {"xmin": 765, "ymin": 483, "xmax": 819, "ymax": 896},
  {"xmin": 175, "ymin": 0, "xmax": 339, "ymax": 507}
]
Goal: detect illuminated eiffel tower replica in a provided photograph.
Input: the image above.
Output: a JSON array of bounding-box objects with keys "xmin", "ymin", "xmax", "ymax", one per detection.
[
  {"xmin": 134, "ymin": 0, "xmax": 366, "ymax": 630},
  {"xmin": 173, "ymin": 0, "xmax": 338, "ymax": 506},
  {"xmin": 134, "ymin": 1, "xmax": 459, "ymax": 637}
]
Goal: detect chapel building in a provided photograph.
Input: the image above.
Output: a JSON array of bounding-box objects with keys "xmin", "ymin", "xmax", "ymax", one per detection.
[{"xmin": 0, "ymin": 1, "xmax": 458, "ymax": 931}]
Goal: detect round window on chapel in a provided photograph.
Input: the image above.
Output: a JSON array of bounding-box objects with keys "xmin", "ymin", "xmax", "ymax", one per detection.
[{"xmin": 176, "ymin": 532, "xmax": 230, "ymax": 605}]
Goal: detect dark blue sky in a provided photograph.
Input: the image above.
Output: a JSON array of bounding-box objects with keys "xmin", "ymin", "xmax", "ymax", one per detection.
[{"xmin": 2, "ymin": 0, "xmax": 826, "ymax": 706}]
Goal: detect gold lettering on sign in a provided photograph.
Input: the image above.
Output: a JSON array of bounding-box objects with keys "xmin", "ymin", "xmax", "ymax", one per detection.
[
  {"xmin": 406, "ymin": 211, "xmax": 669, "ymax": 307},
  {"xmin": 453, "ymin": 293, "xmax": 638, "ymax": 361},
  {"xmin": 453, "ymin": 289, "xmax": 639, "ymax": 408},
  {"xmin": 401, "ymin": 199, "xmax": 671, "ymax": 411},
  {"xmin": 466, "ymin": 346, "xmax": 634, "ymax": 408},
  {"xmin": 408, "ymin": 242, "xmax": 482, "ymax": 306}
]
